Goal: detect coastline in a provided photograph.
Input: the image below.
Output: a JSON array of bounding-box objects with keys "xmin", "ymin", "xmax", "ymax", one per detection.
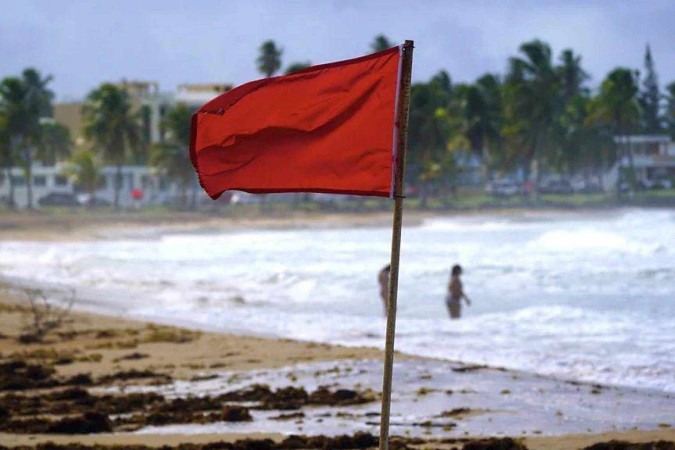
[
  {"xmin": 0, "ymin": 205, "xmax": 655, "ymax": 242},
  {"xmin": 0, "ymin": 211, "xmax": 673, "ymax": 449}
]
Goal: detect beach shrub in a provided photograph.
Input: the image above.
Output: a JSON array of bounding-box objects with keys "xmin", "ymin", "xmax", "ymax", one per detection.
[{"xmin": 19, "ymin": 288, "xmax": 75, "ymax": 343}]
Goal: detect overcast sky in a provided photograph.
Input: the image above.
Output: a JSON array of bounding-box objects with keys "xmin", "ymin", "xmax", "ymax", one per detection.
[{"xmin": 2, "ymin": 0, "xmax": 674, "ymax": 102}]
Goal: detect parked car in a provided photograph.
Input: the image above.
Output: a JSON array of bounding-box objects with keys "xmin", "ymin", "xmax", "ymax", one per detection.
[
  {"xmin": 230, "ymin": 192, "xmax": 263, "ymax": 204},
  {"xmin": 538, "ymin": 179, "xmax": 574, "ymax": 195},
  {"xmin": 485, "ymin": 180, "xmax": 525, "ymax": 197},
  {"xmin": 639, "ymin": 178, "xmax": 672, "ymax": 190},
  {"xmin": 574, "ymin": 181, "xmax": 604, "ymax": 194},
  {"xmin": 38, "ymin": 192, "xmax": 80, "ymax": 207},
  {"xmin": 77, "ymin": 193, "xmax": 112, "ymax": 207}
]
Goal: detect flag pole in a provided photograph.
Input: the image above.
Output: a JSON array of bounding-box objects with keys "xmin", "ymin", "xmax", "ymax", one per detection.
[{"xmin": 379, "ymin": 40, "xmax": 414, "ymax": 450}]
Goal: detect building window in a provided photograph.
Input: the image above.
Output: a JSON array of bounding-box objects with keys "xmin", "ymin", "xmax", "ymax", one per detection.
[
  {"xmin": 54, "ymin": 175, "xmax": 68, "ymax": 186},
  {"xmin": 11, "ymin": 175, "xmax": 25, "ymax": 186},
  {"xmin": 34, "ymin": 175, "xmax": 47, "ymax": 187}
]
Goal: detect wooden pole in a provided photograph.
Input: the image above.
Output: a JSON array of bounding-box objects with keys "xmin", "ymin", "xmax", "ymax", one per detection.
[{"xmin": 379, "ymin": 40, "xmax": 414, "ymax": 450}]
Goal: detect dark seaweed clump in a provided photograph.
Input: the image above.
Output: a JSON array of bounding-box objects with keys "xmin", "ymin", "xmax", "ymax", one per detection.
[
  {"xmin": 0, "ymin": 360, "xmax": 93, "ymax": 393},
  {"xmin": 463, "ymin": 437, "xmax": 529, "ymax": 450},
  {"xmin": 582, "ymin": 441, "xmax": 675, "ymax": 450},
  {"xmin": 0, "ymin": 360, "xmax": 57, "ymax": 391},
  {"xmin": 219, "ymin": 383, "xmax": 375, "ymax": 410},
  {"xmin": 1, "ymin": 412, "xmax": 112, "ymax": 434}
]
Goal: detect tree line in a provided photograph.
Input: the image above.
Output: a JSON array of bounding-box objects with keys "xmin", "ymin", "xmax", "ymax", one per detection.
[{"xmin": 2, "ymin": 35, "xmax": 674, "ymax": 209}]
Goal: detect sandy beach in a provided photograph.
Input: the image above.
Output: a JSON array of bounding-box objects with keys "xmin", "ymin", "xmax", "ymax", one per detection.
[{"xmin": 0, "ymin": 210, "xmax": 673, "ymax": 450}]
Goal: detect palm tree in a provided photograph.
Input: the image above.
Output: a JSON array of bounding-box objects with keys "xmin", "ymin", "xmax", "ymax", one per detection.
[
  {"xmin": 558, "ymin": 94, "xmax": 595, "ymax": 179},
  {"xmin": 149, "ymin": 104, "xmax": 195, "ymax": 208},
  {"xmin": 37, "ymin": 121, "xmax": 72, "ymax": 166},
  {"xmin": 431, "ymin": 70, "xmax": 452, "ymax": 93},
  {"xmin": 0, "ymin": 111, "xmax": 10, "ymax": 206},
  {"xmin": 0, "ymin": 77, "xmax": 31, "ymax": 209},
  {"xmin": 64, "ymin": 150, "xmax": 103, "ymax": 207},
  {"xmin": 284, "ymin": 62, "xmax": 311, "ymax": 75},
  {"xmin": 451, "ymin": 76, "xmax": 501, "ymax": 161},
  {"xmin": 256, "ymin": 40, "xmax": 282, "ymax": 78},
  {"xmin": 557, "ymin": 49, "xmax": 589, "ymax": 102},
  {"xmin": 83, "ymin": 83, "xmax": 142, "ymax": 209},
  {"xmin": 408, "ymin": 74, "xmax": 453, "ymax": 205},
  {"xmin": 504, "ymin": 39, "xmax": 560, "ymax": 189},
  {"xmin": 370, "ymin": 34, "xmax": 394, "ymax": 53},
  {"xmin": 19, "ymin": 69, "xmax": 54, "ymax": 208},
  {"xmin": 666, "ymin": 82, "xmax": 675, "ymax": 139},
  {"xmin": 550, "ymin": 50, "xmax": 590, "ymax": 179},
  {"xmin": 591, "ymin": 68, "xmax": 641, "ymax": 193}
]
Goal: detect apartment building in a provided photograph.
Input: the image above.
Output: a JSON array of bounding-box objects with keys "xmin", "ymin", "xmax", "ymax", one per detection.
[{"xmin": 614, "ymin": 135, "xmax": 675, "ymax": 187}]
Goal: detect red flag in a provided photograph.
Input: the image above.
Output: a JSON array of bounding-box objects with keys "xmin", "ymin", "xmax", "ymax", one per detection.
[{"xmin": 190, "ymin": 46, "xmax": 402, "ymax": 199}]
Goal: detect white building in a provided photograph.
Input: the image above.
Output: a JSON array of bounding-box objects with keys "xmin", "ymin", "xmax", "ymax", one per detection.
[
  {"xmin": 614, "ymin": 135, "xmax": 675, "ymax": 188},
  {"xmin": 117, "ymin": 81, "xmax": 231, "ymax": 145},
  {"xmin": 0, "ymin": 163, "xmax": 74, "ymax": 208},
  {"xmin": 0, "ymin": 163, "xmax": 188, "ymax": 209}
]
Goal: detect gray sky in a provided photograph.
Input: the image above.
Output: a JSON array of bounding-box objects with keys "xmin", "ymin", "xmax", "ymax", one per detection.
[{"xmin": 2, "ymin": 0, "xmax": 674, "ymax": 102}]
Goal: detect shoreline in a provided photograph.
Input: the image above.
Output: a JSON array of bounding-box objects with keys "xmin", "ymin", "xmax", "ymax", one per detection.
[{"xmin": 0, "ymin": 204, "xmax": 666, "ymax": 242}]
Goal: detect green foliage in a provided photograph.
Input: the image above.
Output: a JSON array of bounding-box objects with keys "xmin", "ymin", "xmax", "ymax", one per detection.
[
  {"xmin": 0, "ymin": 68, "xmax": 55, "ymax": 208},
  {"xmin": 370, "ymin": 34, "xmax": 394, "ymax": 53},
  {"xmin": 408, "ymin": 70, "xmax": 453, "ymax": 196},
  {"xmin": 594, "ymin": 68, "xmax": 640, "ymax": 134},
  {"xmin": 0, "ymin": 110, "xmax": 9, "ymax": 172},
  {"xmin": 503, "ymin": 39, "xmax": 561, "ymax": 180},
  {"xmin": 38, "ymin": 121, "xmax": 72, "ymax": 165},
  {"xmin": 639, "ymin": 44, "xmax": 662, "ymax": 133},
  {"xmin": 64, "ymin": 150, "xmax": 103, "ymax": 198},
  {"xmin": 148, "ymin": 104, "xmax": 196, "ymax": 208},
  {"xmin": 83, "ymin": 83, "xmax": 142, "ymax": 208},
  {"xmin": 667, "ymin": 82, "xmax": 675, "ymax": 139},
  {"xmin": 162, "ymin": 104, "xmax": 192, "ymax": 147},
  {"xmin": 256, "ymin": 40, "xmax": 282, "ymax": 78},
  {"xmin": 83, "ymin": 83, "xmax": 142, "ymax": 164},
  {"xmin": 557, "ymin": 49, "xmax": 589, "ymax": 101},
  {"xmin": 284, "ymin": 61, "xmax": 311, "ymax": 75}
]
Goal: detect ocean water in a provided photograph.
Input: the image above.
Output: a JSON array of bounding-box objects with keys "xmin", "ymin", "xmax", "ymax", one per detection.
[{"xmin": 1, "ymin": 208, "xmax": 673, "ymax": 393}]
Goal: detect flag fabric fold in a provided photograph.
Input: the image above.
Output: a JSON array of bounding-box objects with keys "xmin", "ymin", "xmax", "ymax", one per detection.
[{"xmin": 190, "ymin": 46, "xmax": 402, "ymax": 199}]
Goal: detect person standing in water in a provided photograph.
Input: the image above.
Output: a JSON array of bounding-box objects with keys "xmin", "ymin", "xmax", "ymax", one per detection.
[
  {"xmin": 378, "ymin": 264, "xmax": 391, "ymax": 315},
  {"xmin": 446, "ymin": 264, "xmax": 471, "ymax": 319}
]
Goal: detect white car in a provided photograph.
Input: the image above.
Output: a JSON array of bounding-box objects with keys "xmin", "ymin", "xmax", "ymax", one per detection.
[{"xmin": 485, "ymin": 180, "xmax": 523, "ymax": 197}]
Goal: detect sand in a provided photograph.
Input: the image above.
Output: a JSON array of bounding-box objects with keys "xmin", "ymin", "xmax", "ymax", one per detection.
[{"xmin": 0, "ymin": 209, "xmax": 672, "ymax": 449}]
